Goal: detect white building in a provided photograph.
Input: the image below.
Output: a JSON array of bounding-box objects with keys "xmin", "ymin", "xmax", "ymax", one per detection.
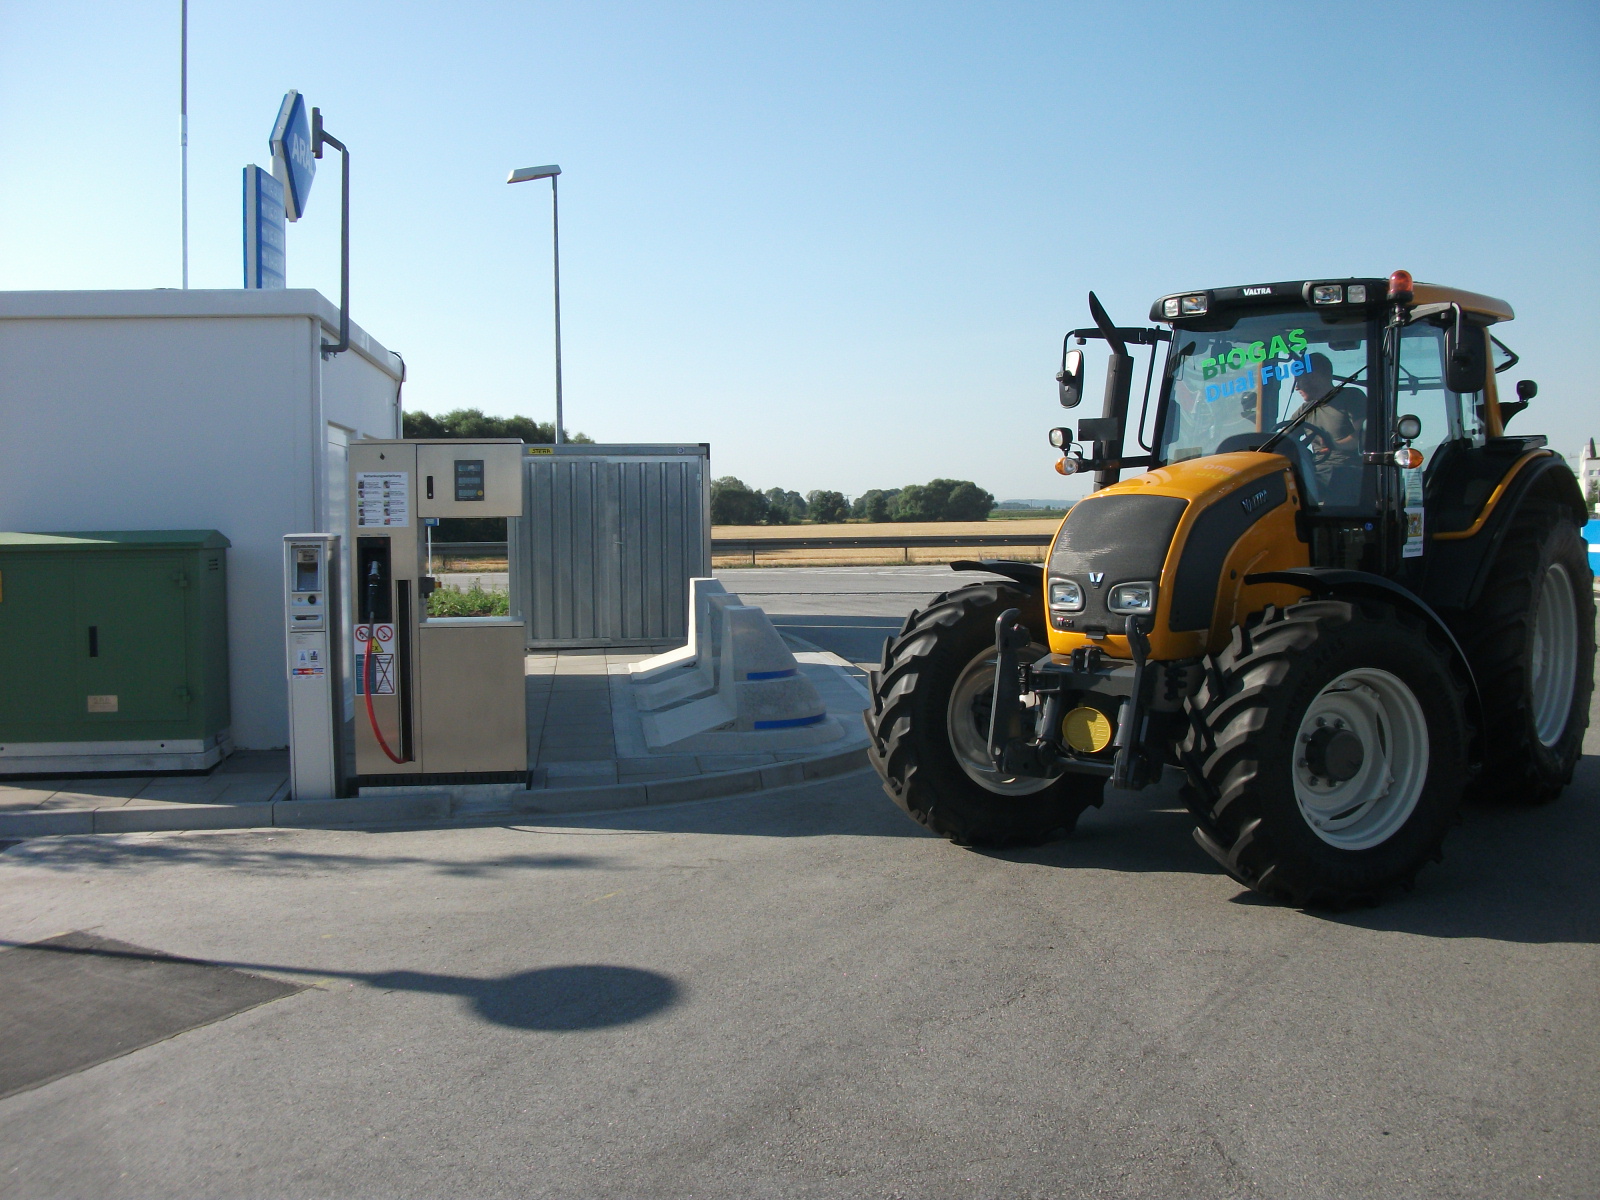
[
  {"xmin": 0, "ymin": 290, "xmax": 403, "ymax": 748},
  {"xmin": 1579, "ymin": 438, "xmax": 1600, "ymax": 510}
]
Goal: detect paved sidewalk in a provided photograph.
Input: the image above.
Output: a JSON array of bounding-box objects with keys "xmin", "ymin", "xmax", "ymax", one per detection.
[
  {"xmin": 0, "ymin": 751, "xmax": 290, "ymax": 816},
  {"xmin": 0, "ymin": 644, "xmax": 870, "ymax": 839}
]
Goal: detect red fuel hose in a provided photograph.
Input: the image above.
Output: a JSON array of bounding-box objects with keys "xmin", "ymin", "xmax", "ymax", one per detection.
[{"xmin": 362, "ymin": 624, "xmax": 408, "ymax": 764}]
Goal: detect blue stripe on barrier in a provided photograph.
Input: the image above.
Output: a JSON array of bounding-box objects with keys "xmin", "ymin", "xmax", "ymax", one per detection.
[
  {"xmin": 752, "ymin": 713, "xmax": 827, "ymax": 730},
  {"xmin": 744, "ymin": 668, "xmax": 799, "ymax": 681}
]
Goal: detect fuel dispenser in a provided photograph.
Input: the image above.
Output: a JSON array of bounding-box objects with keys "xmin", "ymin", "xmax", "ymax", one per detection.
[{"xmin": 345, "ymin": 439, "xmax": 528, "ymax": 787}]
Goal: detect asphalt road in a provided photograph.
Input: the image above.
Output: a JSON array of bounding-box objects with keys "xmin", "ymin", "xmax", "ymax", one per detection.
[
  {"xmin": 725, "ymin": 564, "xmax": 1009, "ymax": 672},
  {"xmin": 0, "ymin": 565, "xmax": 1594, "ymax": 1199},
  {"xmin": 2, "ymin": 764, "xmax": 1596, "ymax": 1197}
]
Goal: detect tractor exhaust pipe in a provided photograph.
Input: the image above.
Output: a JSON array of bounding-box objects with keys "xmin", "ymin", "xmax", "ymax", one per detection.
[{"xmin": 1088, "ymin": 291, "xmax": 1134, "ymax": 491}]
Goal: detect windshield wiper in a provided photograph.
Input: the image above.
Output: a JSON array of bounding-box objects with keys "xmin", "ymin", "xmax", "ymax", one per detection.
[{"xmin": 1257, "ymin": 365, "xmax": 1368, "ymax": 456}]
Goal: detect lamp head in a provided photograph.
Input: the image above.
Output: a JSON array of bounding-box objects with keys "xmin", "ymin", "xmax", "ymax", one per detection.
[{"xmin": 507, "ymin": 165, "xmax": 561, "ymax": 184}]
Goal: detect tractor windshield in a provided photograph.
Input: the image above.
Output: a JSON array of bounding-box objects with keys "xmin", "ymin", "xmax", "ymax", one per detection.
[{"xmin": 1158, "ymin": 307, "xmax": 1376, "ymax": 507}]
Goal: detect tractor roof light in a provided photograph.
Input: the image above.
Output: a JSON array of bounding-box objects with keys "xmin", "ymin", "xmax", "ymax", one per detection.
[
  {"xmin": 1388, "ymin": 269, "xmax": 1414, "ymax": 303},
  {"xmin": 1346, "ymin": 283, "xmax": 1368, "ymax": 303},
  {"xmin": 1312, "ymin": 284, "xmax": 1344, "ymax": 305},
  {"xmin": 1163, "ymin": 297, "xmax": 1181, "ymax": 318},
  {"xmin": 1180, "ymin": 294, "xmax": 1208, "ymax": 315}
]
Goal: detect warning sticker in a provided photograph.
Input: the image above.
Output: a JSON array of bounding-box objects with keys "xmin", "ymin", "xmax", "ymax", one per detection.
[
  {"xmin": 355, "ymin": 471, "xmax": 409, "ymax": 527},
  {"xmin": 354, "ymin": 624, "xmax": 396, "ymax": 694},
  {"xmin": 1403, "ymin": 506, "xmax": 1426, "ymax": 558},
  {"xmin": 355, "ymin": 654, "xmax": 395, "ymax": 695}
]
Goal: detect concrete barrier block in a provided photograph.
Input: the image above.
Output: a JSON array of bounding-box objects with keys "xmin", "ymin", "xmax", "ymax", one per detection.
[
  {"xmin": 0, "ymin": 809, "xmax": 95, "ymax": 838},
  {"xmin": 630, "ymin": 578, "xmax": 728, "ymax": 682},
  {"xmin": 94, "ymin": 802, "xmax": 273, "ymax": 833},
  {"xmin": 641, "ymin": 693, "xmax": 736, "ymax": 748},
  {"xmin": 633, "ymin": 591, "xmax": 743, "ymax": 711}
]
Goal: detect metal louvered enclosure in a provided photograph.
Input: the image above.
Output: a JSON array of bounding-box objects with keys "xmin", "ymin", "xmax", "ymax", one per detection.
[{"xmin": 513, "ymin": 444, "xmax": 711, "ymax": 648}]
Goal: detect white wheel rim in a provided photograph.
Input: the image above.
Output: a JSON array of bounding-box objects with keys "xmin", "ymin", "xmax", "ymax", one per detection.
[
  {"xmin": 1292, "ymin": 668, "xmax": 1429, "ymax": 851},
  {"xmin": 1531, "ymin": 562, "xmax": 1578, "ymax": 748},
  {"xmin": 946, "ymin": 643, "xmax": 1061, "ymax": 796}
]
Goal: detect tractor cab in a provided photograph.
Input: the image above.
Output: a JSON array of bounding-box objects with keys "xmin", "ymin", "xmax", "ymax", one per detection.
[{"xmin": 1053, "ymin": 274, "xmax": 1531, "ymax": 590}]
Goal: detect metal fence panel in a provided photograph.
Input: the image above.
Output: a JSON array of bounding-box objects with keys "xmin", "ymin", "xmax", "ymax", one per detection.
[{"xmin": 517, "ymin": 445, "xmax": 710, "ymax": 648}]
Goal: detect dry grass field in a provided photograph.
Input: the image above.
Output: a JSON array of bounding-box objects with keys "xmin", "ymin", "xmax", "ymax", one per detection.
[{"xmin": 711, "ymin": 518, "xmax": 1061, "ymax": 568}]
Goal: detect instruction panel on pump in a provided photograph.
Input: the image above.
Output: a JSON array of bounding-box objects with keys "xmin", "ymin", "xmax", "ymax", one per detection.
[{"xmin": 355, "ymin": 472, "xmax": 409, "ymax": 527}]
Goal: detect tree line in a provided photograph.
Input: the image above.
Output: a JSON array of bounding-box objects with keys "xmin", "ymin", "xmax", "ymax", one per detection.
[
  {"xmin": 400, "ymin": 409, "xmax": 1001, "ymax": 528},
  {"xmin": 711, "ymin": 477, "xmax": 996, "ymax": 525}
]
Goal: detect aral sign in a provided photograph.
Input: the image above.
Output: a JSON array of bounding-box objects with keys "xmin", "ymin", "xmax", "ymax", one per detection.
[{"xmin": 269, "ymin": 90, "xmax": 316, "ymax": 222}]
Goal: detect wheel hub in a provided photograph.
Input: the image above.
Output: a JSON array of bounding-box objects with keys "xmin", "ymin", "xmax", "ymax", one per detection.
[
  {"xmin": 946, "ymin": 642, "xmax": 1063, "ymax": 796},
  {"xmin": 1292, "ymin": 669, "xmax": 1429, "ymax": 851},
  {"xmin": 1303, "ymin": 724, "xmax": 1364, "ymax": 783},
  {"xmin": 1530, "ymin": 562, "xmax": 1578, "ymax": 748}
]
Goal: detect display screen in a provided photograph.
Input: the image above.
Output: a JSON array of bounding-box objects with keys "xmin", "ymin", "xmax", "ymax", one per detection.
[
  {"xmin": 455, "ymin": 459, "xmax": 486, "ymax": 502},
  {"xmin": 294, "ymin": 550, "xmax": 320, "ymax": 592}
]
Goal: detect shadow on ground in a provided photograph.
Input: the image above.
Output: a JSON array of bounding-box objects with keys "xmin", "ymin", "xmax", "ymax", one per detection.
[
  {"xmin": 5, "ymin": 756, "xmax": 1595, "ymax": 946},
  {"xmin": 0, "ymin": 938, "xmax": 682, "ymax": 1034},
  {"xmin": 986, "ymin": 755, "xmax": 1600, "ymax": 946}
]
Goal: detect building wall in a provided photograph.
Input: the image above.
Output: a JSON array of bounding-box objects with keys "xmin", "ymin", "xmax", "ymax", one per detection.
[{"xmin": 0, "ymin": 290, "xmax": 401, "ymax": 748}]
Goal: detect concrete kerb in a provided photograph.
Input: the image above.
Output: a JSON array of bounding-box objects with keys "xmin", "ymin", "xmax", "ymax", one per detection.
[{"xmin": 0, "ymin": 745, "xmax": 871, "ymax": 838}]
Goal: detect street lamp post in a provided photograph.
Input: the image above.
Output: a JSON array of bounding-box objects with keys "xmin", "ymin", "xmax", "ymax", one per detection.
[{"xmin": 507, "ymin": 164, "xmax": 564, "ymax": 444}]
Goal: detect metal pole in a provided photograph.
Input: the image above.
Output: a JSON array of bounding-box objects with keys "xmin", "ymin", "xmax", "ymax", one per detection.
[
  {"xmin": 180, "ymin": 0, "xmax": 188, "ymax": 289},
  {"xmin": 313, "ymin": 113, "xmax": 350, "ymax": 358},
  {"xmin": 551, "ymin": 175, "xmax": 564, "ymax": 444},
  {"xmin": 339, "ymin": 141, "xmax": 350, "ymax": 348}
]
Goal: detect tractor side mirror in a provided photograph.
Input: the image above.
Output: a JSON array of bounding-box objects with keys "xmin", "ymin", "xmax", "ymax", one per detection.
[
  {"xmin": 1443, "ymin": 306, "xmax": 1487, "ymax": 394},
  {"xmin": 1057, "ymin": 347, "xmax": 1086, "ymax": 408}
]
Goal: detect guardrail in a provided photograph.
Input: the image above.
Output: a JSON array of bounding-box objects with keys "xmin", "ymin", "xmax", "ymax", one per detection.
[
  {"xmin": 711, "ymin": 532, "xmax": 1054, "ymax": 566},
  {"xmin": 428, "ymin": 534, "xmax": 1058, "ymax": 567},
  {"xmin": 429, "ymin": 541, "xmax": 509, "ymax": 558}
]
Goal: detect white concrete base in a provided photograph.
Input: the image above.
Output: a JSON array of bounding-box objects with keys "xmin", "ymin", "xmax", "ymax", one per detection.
[{"xmin": 0, "ymin": 733, "xmax": 234, "ymax": 777}]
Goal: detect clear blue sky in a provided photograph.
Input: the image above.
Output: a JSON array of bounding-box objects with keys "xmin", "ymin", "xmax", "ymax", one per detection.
[{"xmin": 3, "ymin": 1, "xmax": 1596, "ymax": 502}]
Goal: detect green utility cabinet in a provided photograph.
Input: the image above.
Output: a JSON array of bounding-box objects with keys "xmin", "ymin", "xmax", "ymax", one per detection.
[{"xmin": 0, "ymin": 531, "xmax": 231, "ymax": 774}]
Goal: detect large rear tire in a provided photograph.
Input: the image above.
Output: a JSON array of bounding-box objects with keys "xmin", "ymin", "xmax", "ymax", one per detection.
[
  {"xmin": 1179, "ymin": 600, "xmax": 1469, "ymax": 907},
  {"xmin": 865, "ymin": 582, "xmax": 1105, "ymax": 847},
  {"xmin": 1456, "ymin": 498, "xmax": 1595, "ymax": 804}
]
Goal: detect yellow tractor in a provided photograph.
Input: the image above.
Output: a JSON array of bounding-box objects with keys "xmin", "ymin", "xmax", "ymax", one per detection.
[{"xmin": 865, "ymin": 271, "xmax": 1594, "ymax": 906}]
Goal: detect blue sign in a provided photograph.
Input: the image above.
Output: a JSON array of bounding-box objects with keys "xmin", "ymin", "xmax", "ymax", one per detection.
[
  {"xmin": 1585, "ymin": 517, "xmax": 1599, "ymax": 576},
  {"xmin": 269, "ymin": 90, "xmax": 316, "ymax": 222},
  {"xmin": 243, "ymin": 165, "xmax": 287, "ymax": 288}
]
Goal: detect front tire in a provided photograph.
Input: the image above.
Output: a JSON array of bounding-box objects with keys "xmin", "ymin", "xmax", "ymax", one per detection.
[
  {"xmin": 865, "ymin": 582, "xmax": 1105, "ymax": 847},
  {"xmin": 1457, "ymin": 498, "xmax": 1595, "ymax": 804},
  {"xmin": 1180, "ymin": 600, "xmax": 1469, "ymax": 907}
]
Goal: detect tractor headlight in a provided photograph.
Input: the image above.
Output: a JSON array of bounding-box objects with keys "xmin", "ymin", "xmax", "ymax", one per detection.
[
  {"xmin": 1312, "ymin": 283, "xmax": 1344, "ymax": 305},
  {"xmin": 1180, "ymin": 294, "xmax": 1208, "ymax": 315},
  {"xmin": 1345, "ymin": 283, "xmax": 1368, "ymax": 304},
  {"xmin": 1049, "ymin": 578, "xmax": 1085, "ymax": 612},
  {"xmin": 1162, "ymin": 297, "xmax": 1181, "ymax": 319},
  {"xmin": 1107, "ymin": 581, "xmax": 1155, "ymax": 615}
]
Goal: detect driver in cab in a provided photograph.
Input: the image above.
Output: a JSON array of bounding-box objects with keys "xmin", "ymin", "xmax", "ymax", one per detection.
[{"xmin": 1289, "ymin": 352, "xmax": 1364, "ymax": 502}]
